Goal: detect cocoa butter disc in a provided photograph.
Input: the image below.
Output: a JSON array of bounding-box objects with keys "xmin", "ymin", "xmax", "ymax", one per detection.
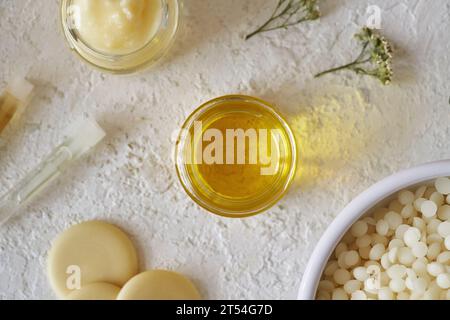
[
  {"xmin": 117, "ymin": 270, "xmax": 201, "ymax": 300},
  {"xmin": 66, "ymin": 282, "xmax": 121, "ymax": 300},
  {"xmin": 48, "ymin": 221, "xmax": 138, "ymax": 298}
]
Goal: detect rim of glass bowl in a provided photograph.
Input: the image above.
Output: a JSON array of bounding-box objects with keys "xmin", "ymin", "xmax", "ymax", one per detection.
[
  {"xmin": 60, "ymin": 0, "xmax": 181, "ymax": 74},
  {"xmin": 175, "ymin": 95, "xmax": 298, "ymax": 218}
]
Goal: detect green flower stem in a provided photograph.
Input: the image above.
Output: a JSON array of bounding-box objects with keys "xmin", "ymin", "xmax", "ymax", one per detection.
[
  {"xmin": 315, "ymin": 42, "xmax": 371, "ymax": 78},
  {"xmin": 246, "ymin": 0, "xmax": 286, "ymax": 40},
  {"xmin": 246, "ymin": 20, "xmax": 274, "ymax": 40},
  {"xmin": 314, "ymin": 28, "xmax": 393, "ymax": 85},
  {"xmin": 245, "ymin": 0, "xmax": 320, "ymax": 40},
  {"xmin": 315, "ymin": 61, "xmax": 361, "ymax": 78},
  {"xmin": 246, "ymin": 17, "xmax": 309, "ymax": 40},
  {"xmin": 314, "ymin": 58, "xmax": 371, "ymax": 78}
]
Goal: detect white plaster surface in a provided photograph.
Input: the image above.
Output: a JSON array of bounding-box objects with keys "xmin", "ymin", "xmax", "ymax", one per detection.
[{"xmin": 0, "ymin": 0, "xmax": 449, "ymax": 300}]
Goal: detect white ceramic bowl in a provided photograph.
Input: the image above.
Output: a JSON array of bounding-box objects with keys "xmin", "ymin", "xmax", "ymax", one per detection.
[{"xmin": 298, "ymin": 160, "xmax": 450, "ymax": 300}]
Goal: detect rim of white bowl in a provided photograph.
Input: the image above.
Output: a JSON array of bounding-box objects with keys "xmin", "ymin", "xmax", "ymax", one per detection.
[{"xmin": 298, "ymin": 159, "xmax": 450, "ymax": 300}]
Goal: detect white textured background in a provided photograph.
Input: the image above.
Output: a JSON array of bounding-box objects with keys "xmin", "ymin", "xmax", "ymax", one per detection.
[{"xmin": 0, "ymin": 0, "xmax": 449, "ymax": 300}]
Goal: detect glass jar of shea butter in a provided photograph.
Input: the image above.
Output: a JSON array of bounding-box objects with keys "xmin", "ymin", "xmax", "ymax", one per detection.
[{"xmin": 61, "ymin": 0, "xmax": 180, "ymax": 73}]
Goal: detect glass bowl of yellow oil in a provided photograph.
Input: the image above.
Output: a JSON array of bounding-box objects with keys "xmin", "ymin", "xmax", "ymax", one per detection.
[{"xmin": 175, "ymin": 95, "xmax": 297, "ymax": 218}]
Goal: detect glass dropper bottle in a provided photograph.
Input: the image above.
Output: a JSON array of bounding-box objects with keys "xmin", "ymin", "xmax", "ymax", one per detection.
[{"xmin": 0, "ymin": 77, "xmax": 34, "ymax": 135}]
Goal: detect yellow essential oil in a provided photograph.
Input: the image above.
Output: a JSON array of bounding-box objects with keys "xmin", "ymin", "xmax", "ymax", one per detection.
[
  {"xmin": 195, "ymin": 110, "xmax": 281, "ymax": 199},
  {"xmin": 176, "ymin": 95, "xmax": 297, "ymax": 218}
]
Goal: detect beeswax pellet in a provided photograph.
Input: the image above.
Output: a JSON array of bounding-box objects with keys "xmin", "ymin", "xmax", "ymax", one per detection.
[
  {"xmin": 351, "ymin": 221, "xmax": 368, "ymax": 237},
  {"xmin": 421, "ymin": 200, "xmax": 438, "ymax": 218},
  {"xmin": 435, "ymin": 177, "xmax": 450, "ymax": 195}
]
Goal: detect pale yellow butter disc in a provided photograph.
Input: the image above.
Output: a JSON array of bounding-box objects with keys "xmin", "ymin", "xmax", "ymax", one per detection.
[
  {"xmin": 66, "ymin": 282, "xmax": 121, "ymax": 300},
  {"xmin": 48, "ymin": 221, "xmax": 139, "ymax": 298},
  {"xmin": 117, "ymin": 270, "xmax": 201, "ymax": 300}
]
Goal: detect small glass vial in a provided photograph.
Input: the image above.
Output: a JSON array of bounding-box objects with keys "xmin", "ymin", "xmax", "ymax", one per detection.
[
  {"xmin": 0, "ymin": 78, "xmax": 34, "ymax": 135},
  {"xmin": 60, "ymin": 0, "xmax": 181, "ymax": 74},
  {"xmin": 175, "ymin": 95, "xmax": 298, "ymax": 218}
]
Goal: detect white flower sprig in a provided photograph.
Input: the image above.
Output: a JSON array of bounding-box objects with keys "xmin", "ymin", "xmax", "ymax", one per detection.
[{"xmin": 315, "ymin": 27, "xmax": 393, "ymax": 85}]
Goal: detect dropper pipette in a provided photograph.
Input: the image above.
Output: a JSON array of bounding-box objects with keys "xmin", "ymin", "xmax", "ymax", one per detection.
[{"xmin": 0, "ymin": 119, "xmax": 106, "ymax": 226}]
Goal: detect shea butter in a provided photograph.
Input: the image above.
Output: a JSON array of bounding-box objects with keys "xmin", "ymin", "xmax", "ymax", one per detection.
[
  {"xmin": 72, "ymin": 0, "xmax": 163, "ymax": 55},
  {"xmin": 61, "ymin": 0, "xmax": 180, "ymax": 73}
]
